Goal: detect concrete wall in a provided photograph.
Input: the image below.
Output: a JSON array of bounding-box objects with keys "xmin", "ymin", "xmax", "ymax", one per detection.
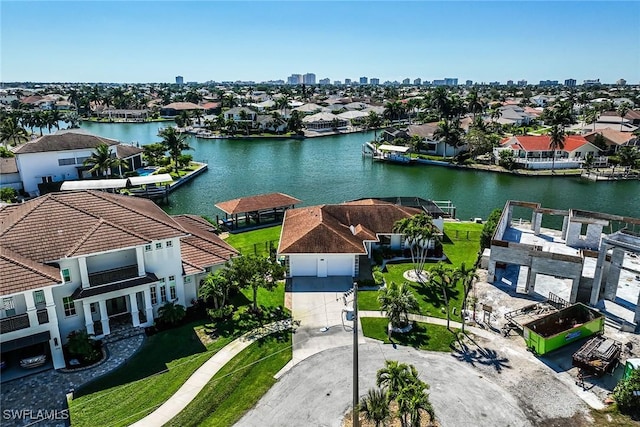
[{"xmin": 86, "ymin": 248, "xmax": 137, "ymax": 273}]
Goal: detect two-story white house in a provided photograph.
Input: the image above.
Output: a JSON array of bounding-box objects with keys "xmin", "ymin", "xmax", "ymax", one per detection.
[
  {"xmin": 12, "ymin": 129, "xmax": 144, "ymax": 196},
  {"xmin": 0, "ymin": 191, "xmax": 238, "ymax": 372}
]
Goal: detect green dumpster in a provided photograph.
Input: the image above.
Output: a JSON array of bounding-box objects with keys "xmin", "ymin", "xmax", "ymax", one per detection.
[
  {"xmin": 624, "ymin": 358, "xmax": 640, "ymax": 379},
  {"xmin": 523, "ymin": 303, "xmax": 604, "ymax": 355}
]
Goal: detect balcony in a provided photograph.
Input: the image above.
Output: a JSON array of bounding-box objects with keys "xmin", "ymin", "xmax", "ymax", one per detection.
[
  {"xmin": 89, "ymin": 265, "xmax": 139, "ymax": 287},
  {"xmin": 1, "ymin": 313, "xmax": 30, "ymax": 333}
]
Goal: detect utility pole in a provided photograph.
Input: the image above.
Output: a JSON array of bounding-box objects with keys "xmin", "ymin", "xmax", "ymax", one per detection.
[{"xmin": 352, "ymin": 281, "xmax": 359, "ymax": 427}]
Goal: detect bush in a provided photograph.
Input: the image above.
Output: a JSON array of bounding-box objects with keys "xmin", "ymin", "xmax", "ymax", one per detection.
[
  {"xmin": 480, "ymin": 208, "xmax": 502, "ymax": 250},
  {"xmin": 372, "ymin": 249, "xmax": 384, "ymax": 266},
  {"xmin": 207, "ymin": 305, "xmax": 234, "ymax": 320},
  {"xmin": 157, "ymin": 301, "xmax": 186, "ymax": 326},
  {"xmin": 66, "ymin": 330, "xmax": 101, "ymax": 364},
  {"xmin": 613, "ymin": 369, "xmax": 640, "ymax": 416},
  {"xmin": 0, "ymin": 187, "xmax": 17, "ymax": 203},
  {"xmin": 373, "ymin": 270, "xmax": 385, "ymax": 286}
]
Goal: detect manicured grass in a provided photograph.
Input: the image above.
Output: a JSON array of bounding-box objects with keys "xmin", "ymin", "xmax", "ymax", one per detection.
[
  {"xmin": 69, "ymin": 283, "xmax": 287, "ymax": 427},
  {"xmin": 360, "ymin": 318, "xmax": 459, "ymax": 352},
  {"xmin": 358, "ymin": 222, "xmax": 482, "ymax": 322},
  {"xmin": 224, "ymin": 225, "xmax": 282, "ymax": 256},
  {"xmin": 165, "ymin": 331, "xmax": 292, "ymax": 427}
]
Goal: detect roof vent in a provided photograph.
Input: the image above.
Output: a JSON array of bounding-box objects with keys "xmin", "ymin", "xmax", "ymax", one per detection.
[{"xmin": 349, "ymin": 225, "xmax": 356, "ymax": 235}]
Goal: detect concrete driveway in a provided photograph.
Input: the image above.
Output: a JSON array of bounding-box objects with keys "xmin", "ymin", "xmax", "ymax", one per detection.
[
  {"xmin": 237, "ymin": 343, "xmax": 535, "ymax": 427},
  {"xmin": 288, "ymin": 277, "xmax": 367, "ymax": 367}
]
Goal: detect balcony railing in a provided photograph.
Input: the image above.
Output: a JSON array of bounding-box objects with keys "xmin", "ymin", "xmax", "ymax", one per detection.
[
  {"xmin": 89, "ymin": 265, "xmax": 139, "ymax": 287},
  {"xmin": 0, "ymin": 313, "xmax": 30, "ymax": 333},
  {"xmin": 37, "ymin": 309, "xmax": 49, "ymax": 325}
]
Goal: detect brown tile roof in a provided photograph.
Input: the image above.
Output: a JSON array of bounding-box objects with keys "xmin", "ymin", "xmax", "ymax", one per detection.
[
  {"xmin": 584, "ymin": 129, "xmax": 637, "ymax": 146},
  {"xmin": 0, "ymin": 157, "xmax": 18, "ymax": 174},
  {"xmin": 173, "ymin": 215, "xmax": 239, "ymax": 272},
  {"xmin": 0, "ymin": 191, "xmax": 187, "ymax": 264},
  {"xmin": 278, "ymin": 202, "xmax": 422, "ymax": 254},
  {"xmin": 12, "ymin": 130, "xmax": 119, "ymax": 154},
  {"xmin": 216, "ymin": 193, "xmax": 301, "ymax": 215},
  {"xmin": 116, "ymin": 144, "xmax": 144, "ymax": 159},
  {"xmin": 162, "ymin": 102, "xmax": 204, "ymax": 110},
  {"xmin": 0, "ymin": 247, "xmax": 61, "ymax": 295},
  {"xmin": 407, "ymin": 123, "xmax": 438, "ymax": 139}
]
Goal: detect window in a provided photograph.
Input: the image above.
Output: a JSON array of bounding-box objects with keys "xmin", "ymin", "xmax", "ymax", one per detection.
[
  {"xmin": 63, "ymin": 296, "xmax": 76, "ymax": 317},
  {"xmin": 150, "ymin": 286, "xmax": 158, "ymax": 305},
  {"xmin": 160, "ymin": 285, "xmax": 167, "ymax": 303},
  {"xmin": 3, "ymin": 297, "xmax": 16, "ymax": 316},
  {"xmin": 90, "ymin": 302, "xmax": 97, "ymax": 314},
  {"xmin": 62, "ymin": 268, "xmax": 71, "ymax": 282},
  {"xmin": 58, "ymin": 158, "xmax": 76, "ymax": 166},
  {"xmin": 155, "ymin": 242, "xmax": 163, "ymax": 250},
  {"xmin": 166, "ymin": 240, "xmax": 173, "ymax": 248},
  {"xmin": 76, "ymin": 156, "xmax": 89, "ymax": 164},
  {"xmin": 145, "ymin": 244, "xmax": 152, "ymax": 252},
  {"xmin": 34, "ymin": 290, "xmax": 46, "ymax": 306},
  {"xmin": 169, "ymin": 275, "xmax": 175, "ymax": 282},
  {"xmin": 170, "ymin": 285, "xmax": 177, "ymax": 300},
  {"xmin": 41, "ymin": 176, "xmax": 53, "ymax": 184}
]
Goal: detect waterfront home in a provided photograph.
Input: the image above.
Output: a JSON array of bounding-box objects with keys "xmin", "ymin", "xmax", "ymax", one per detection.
[
  {"xmin": 584, "ymin": 129, "xmax": 639, "ymax": 154},
  {"xmin": 495, "ymin": 135, "xmax": 605, "ymax": 169},
  {"xmin": 160, "ymin": 102, "xmax": 204, "ymax": 117},
  {"xmin": 223, "ymin": 106, "xmax": 258, "ymax": 122},
  {"xmin": 0, "ymin": 191, "xmax": 238, "ymax": 372},
  {"xmin": 293, "ymin": 103, "xmax": 323, "ymax": 115},
  {"xmin": 11, "ymin": 129, "xmax": 144, "ymax": 196},
  {"xmin": 278, "ymin": 199, "xmax": 444, "ymax": 279},
  {"xmin": 496, "ymin": 106, "xmax": 535, "ymax": 126},
  {"xmin": 301, "ymin": 112, "xmax": 347, "ymax": 132}
]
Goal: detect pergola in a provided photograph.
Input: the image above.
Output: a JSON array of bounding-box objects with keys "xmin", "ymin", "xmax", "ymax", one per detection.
[{"xmin": 215, "ymin": 192, "xmax": 301, "ymax": 231}]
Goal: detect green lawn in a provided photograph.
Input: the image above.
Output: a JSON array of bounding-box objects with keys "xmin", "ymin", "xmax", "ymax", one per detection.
[
  {"xmin": 358, "ymin": 222, "xmax": 482, "ymax": 322},
  {"xmin": 224, "ymin": 225, "xmax": 282, "ymax": 256},
  {"xmin": 69, "ymin": 283, "xmax": 287, "ymax": 427},
  {"xmin": 165, "ymin": 331, "xmax": 292, "ymax": 427},
  {"xmin": 360, "ymin": 318, "xmax": 459, "ymax": 352}
]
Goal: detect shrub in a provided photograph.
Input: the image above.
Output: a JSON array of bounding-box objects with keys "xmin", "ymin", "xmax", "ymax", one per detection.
[
  {"xmin": 0, "ymin": 187, "xmax": 17, "ymax": 203},
  {"xmin": 372, "ymin": 249, "xmax": 384, "ymax": 266},
  {"xmin": 207, "ymin": 305, "xmax": 234, "ymax": 320},
  {"xmin": 373, "ymin": 270, "xmax": 385, "ymax": 286},
  {"xmin": 613, "ymin": 369, "xmax": 640, "ymax": 416},
  {"xmin": 157, "ymin": 301, "xmax": 186, "ymax": 326},
  {"xmin": 480, "ymin": 208, "xmax": 502, "ymax": 250},
  {"xmin": 66, "ymin": 330, "xmax": 101, "ymax": 364}
]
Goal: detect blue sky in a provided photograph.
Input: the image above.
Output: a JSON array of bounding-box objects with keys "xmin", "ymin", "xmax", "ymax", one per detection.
[{"xmin": 2, "ymin": 1, "xmax": 639, "ymax": 84}]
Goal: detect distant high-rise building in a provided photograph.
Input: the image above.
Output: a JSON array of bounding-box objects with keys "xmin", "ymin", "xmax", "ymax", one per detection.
[
  {"xmin": 432, "ymin": 79, "xmax": 446, "ymax": 86},
  {"xmin": 303, "ymin": 73, "xmax": 316, "ymax": 85},
  {"xmin": 465, "ymin": 80, "xmax": 473, "ymax": 86},
  {"xmin": 444, "ymin": 77, "xmax": 458, "ymax": 86},
  {"xmin": 507, "ymin": 80, "xmax": 514, "ymax": 86},
  {"xmin": 175, "ymin": 75, "xmax": 184, "ymax": 85},
  {"xmin": 287, "ymin": 74, "xmax": 303, "ymax": 85},
  {"xmin": 539, "ymin": 80, "xmax": 559, "ymax": 87},
  {"xmin": 359, "ymin": 76, "xmax": 368, "ymax": 85},
  {"xmin": 564, "ymin": 79, "xmax": 577, "ymax": 87},
  {"xmin": 414, "ymin": 78, "xmax": 421, "ymax": 86},
  {"xmin": 517, "ymin": 79, "xmax": 527, "ymax": 86},
  {"xmin": 345, "ymin": 78, "xmax": 352, "ymax": 85},
  {"xmin": 319, "ymin": 78, "xmax": 330, "ymax": 85},
  {"xmin": 370, "ymin": 78, "xmax": 380, "ymax": 85},
  {"xmin": 583, "ymin": 79, "xmax": 600, "ymax": 86},
  {"xmin": 489, "ymin": 81, "xmax": 500, "ymax": 86},
  {"xmin": 402, "ymin": 78, "xmax": 410, "ymax": 85},
  {"xmin": 616, "ymin": 78, "xmax": 627, "ymax": 86},
  {"xmin": 334, "ymin": 80, "xmax": 342, "ymax": 85}
]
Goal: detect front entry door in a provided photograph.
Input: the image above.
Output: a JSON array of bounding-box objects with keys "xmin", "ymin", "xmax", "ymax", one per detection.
[
  {"xmin": 317, "ymin": 258, "xmax": 328, "ymax": 278},
  {"xmin": 106, "ymin": 296, "xmax": 127, "ymax": 316}
]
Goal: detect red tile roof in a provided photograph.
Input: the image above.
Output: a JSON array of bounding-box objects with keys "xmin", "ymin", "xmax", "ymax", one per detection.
[
  {"xmin": 173, "ymin": 215, "xmax": 239, "ymax": 272},
  {"xmin": 278, "ymin": 201, "xmax": 422, "ymax": 254},
  {"xmin": 216, "ymin": 193, "xmax": 301, "ymax": 215},
  {"xmin": 501, "ymin": 135, "xmax": 592, "ymax": 152},
  {"xmin": 0, "ymin": 247, "xmax": 61, "ymax": 295}
]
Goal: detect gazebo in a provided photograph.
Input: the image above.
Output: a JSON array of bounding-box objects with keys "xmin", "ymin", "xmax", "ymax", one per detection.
[{"xmin": 215, "ymin": 192, "xmax": 301, "ymax": 231}]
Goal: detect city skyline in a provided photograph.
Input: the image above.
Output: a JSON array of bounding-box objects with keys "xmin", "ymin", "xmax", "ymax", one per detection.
[{"xmin": 2, "ymin": 1, "xmax": 639, "ymax": 84}]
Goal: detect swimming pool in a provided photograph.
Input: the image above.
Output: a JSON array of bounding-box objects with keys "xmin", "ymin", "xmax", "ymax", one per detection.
[{"xmin": 136, "ymin": 167, "xmax": 158, "ymax": 176}]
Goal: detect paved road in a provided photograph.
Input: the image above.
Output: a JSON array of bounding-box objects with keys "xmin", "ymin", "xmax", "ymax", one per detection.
[{"xmin": 237, "ymin": 342, "xmax": 532, "ymax": 427}]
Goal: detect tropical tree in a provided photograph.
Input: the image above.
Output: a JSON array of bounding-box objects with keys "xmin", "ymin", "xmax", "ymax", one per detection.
[
  {"xmin": 378, "ymin": 281, "xmax": 419, "ymax": 331},
  {"xmin": 582, "ymin": 152, "xmax": 595, "ymax": 171},
  {"xmin": 466, "ymin": 89, "xmax": 485, "ymax": 119},
  {"xmin": 466, "ymin": 127, "xmax": 499, "ymax": 157},
  {"xmin": 409, "ymin": 135, "xmax": 424, "ymax": 157},
  {"xmin": 0, "ymin": 116, "xmax": 28, "ymax": 146},
  {"xmin": 396, "ymin": 380, "xmax": 434, "ymax": 427},
  {"xmin": 615, "ymin": 102, "xmax": 631, "ymax": 132},
  {"xmin": 430, "ymin": 262, "xmax": 455, "ymax": 330},
  {"xmin": 453, "ymin": 262, "xmax": 479, "ymax": 332},
  {"xmin": 157, "ymin": 301, "xmax": 186, "ymax": 326},
  {"xmin": 83, "ymin": 143, "xmax": 127, "ymax": 177},
  {"xmin": 238, "ymin": 109, "xmax": 252, "ymax": 135},
  {"xmin": 359, "ymin": 388, "xmax": 390, "ymax": 427},
  {"xmin": 143, "ymin": 143, "xmax": 167, "ymax": 166},
  {"xmin": 287, "ymin": 110, "xmax": 304, "ymax": 135},
  {"xmin": 199, "ymin": 270, "xmax": 232, "ymax": 310},
  {"xmin": 158, "ymin": 126, "xmax": 192, "ymax": 173},
  {"xmin": 226, "ymin": 254, "xmax": 285, "ymax": 312},
  {"xmin": 548, "ymin": 124, "xmax": 565, "ymax": 174},
  {"xmin": 376, "ymin": 360, "xmax": 419, "ymax": 401},
  {"xmin": 366, "ymin": 111, "xmax": 383, "ymax": 142},
  {"xmin": 392, "ymin": 213, "xmax": 438, "ymax": 278},
  {"xmin": 430, "ymin": 87, "xmax": 450, "ymax": 120},
  {"xmin": 617, "ymin": 146, "xmax": 640, "ymax": 174}
]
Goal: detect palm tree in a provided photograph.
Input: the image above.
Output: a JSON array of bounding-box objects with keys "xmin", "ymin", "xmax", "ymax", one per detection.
[
  {"xmin": 433, "ymin": 119, "xmax": 462, "ymax": 158},
  {"xmin": 548, "ymin": 124, "xmax": 565, "ymax": 174},
  {"xmin": 617, "ymin": 102, "xmax": 631, "ymax": 132},
  {"xmin": 378, "ymin": 281, "xmax": 419, "ymax": 331},
  {"xmin": 359, "ymin": 388, "xmax": 390, "ymax": 427},
  {"xmin": 430, "ymin": 87, "xmax": 449, "ymax": 120},
  {"xmin": 199, "ymin": 270, "xmax": 232, "ymax": 310},
  {"xmin": 0, "ymin": 116, "xmax": 28, "ymax": 146},
  {"xmin": 366, "ymin": 111, "xmax": 383, "ymax": 142},
  {"xmin": 157, "ymin": 301, "xmax": 186, "ymax": 326},
  {"xmin": 396, "ymin": 381, "xmax": 434, "ymax": 427},
  {"xmin": 238, "ymin": 109, "xmax": 252, "ymax": 135},
  {"xmin": 466, "ymin": 89, "xmax": 485, "ymax": 119},
  {"xmin": 83, "ymin": 143, "xmax": 127, "ymax": 177},
  {"xmin": 430, "ymin": 262, "xmax": 454, "ymax": 330},
  {"xmin": 393, "ymin": 213, "xmax": 437, "ymax": 277},
  {"xmin": 376, "ymin": 360, "xmax": 419, "ymax": 401},
  {"xmin": 159, "ymin": 126, "xmax": 192, "ymax": 173},
  {"xmin": 453, "ymin": 262, "xmax": 479, "ymax": 332},
  {"xmin": 618, "ymin": 146, "xmax": 640, "ymax": 175}
]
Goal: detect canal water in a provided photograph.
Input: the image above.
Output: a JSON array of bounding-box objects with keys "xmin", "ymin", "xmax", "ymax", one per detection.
[{"xmin": 80, "ymin": 122, "xmax": 639, "ymax": 221}]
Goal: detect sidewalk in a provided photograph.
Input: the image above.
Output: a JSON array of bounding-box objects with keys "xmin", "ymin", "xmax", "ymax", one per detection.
[{"xmin": 129, "ymin": 319, "xmax": 292, "ymax": 427}]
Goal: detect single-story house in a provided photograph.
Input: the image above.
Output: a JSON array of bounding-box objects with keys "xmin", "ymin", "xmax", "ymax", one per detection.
[
  {"xmin": 302, "ymin": 112, "xmax": 347, "ymax": 131},
  {"xmin": 495, "ymin": 135, "xmax": 605, "ymax": 169}
]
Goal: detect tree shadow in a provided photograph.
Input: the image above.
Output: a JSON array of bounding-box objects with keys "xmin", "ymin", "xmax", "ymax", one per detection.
[{"xmin": 450, "ymin": 333, "xmax": 511, "ymax": 373}]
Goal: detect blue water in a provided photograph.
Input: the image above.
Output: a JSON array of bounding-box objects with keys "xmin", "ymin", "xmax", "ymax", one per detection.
[
  {"xmin": 136, "ymin": 167, "xmax": 158, "ymax": 177},
  {"xmin": 79, "ymin": 121, "xmax": 640, "ymax": 222}
]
